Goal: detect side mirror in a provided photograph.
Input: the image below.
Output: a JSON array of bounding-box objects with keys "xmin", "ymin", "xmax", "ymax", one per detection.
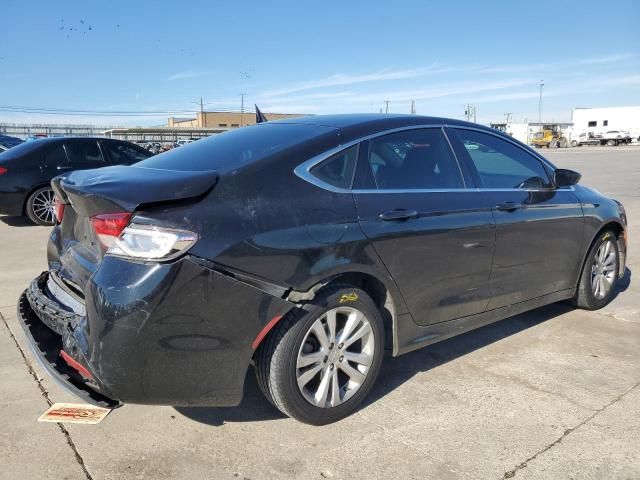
[{"xmin": 554, "ymin": 168, "xmax": 581, "ymax": 187}]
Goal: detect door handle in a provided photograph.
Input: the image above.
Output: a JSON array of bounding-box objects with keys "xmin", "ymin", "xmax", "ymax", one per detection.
[
  {"xmin": 379, "ymin": 209, "xmax": 419, "ymax": 221},
  {"xmin": 56, "ymin": 166, "xmax": 73, "ymax": 170},
  {"xmin": 496, "ymin": 201, "xmax": 522, "ymax": 212}
]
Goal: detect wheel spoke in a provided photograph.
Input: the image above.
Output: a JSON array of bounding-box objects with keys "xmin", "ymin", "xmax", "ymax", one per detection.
[
  {"xmin": 330, "ymin": 368, "xmax": 340, "ymax": 407},
  {"xmin": 343, "ymin": 322, "xmax": 372, "ymax": 349},
  {"xmin": 297, "ymin": 350, "xmax": 324, "ymax": 368},
  {"xmin": 343, "ymin": 350, "xmax": 373, "ymax": 368},
  {"xmin": 314, "ymin": 368, "xmax": 331, "ymax": 406},
  {"xmin": 297, "ymin": 363, "xmax": 323, "ymax": 389},
  {"xmin": 603, "ymin": 252, "xmax": 616, "ymax": 268},
  {"xmin": 326, "ymin": 309, "xmax": 337, "ymax": 344},
  {"xmin": 311, "ymin": 321, "xmax": 330, "ymax": 351},
  {"xmin": 338, "ymin": 362, "xmax": 366, "ymax": 386},
  {"xmin": 337, "ymin": 311, "xmax": 363, "ymax": 345}
]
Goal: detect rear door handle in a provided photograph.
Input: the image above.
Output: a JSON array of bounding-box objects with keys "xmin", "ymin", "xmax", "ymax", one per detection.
[
  {"xmin": 496, "ymin": 201, "xmax": 522, "ymax": 212},
  {"xmin": 379, "ymin": 209, "xmax": 419, "ymax": 221},
  {"xmin": 56, "ymin": 166, "xmax": 73, "ymax": 171}
]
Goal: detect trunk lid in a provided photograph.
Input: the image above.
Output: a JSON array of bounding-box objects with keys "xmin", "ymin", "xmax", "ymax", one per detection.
[{"xmin": 50, "ymin": 165, "xmax": 218, "ymax": 293}]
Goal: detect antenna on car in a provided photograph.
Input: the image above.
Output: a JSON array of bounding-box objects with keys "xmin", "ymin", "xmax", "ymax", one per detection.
[{"xmin": 255, "ymin": 105, "xmax": 268, "ymax": 123}]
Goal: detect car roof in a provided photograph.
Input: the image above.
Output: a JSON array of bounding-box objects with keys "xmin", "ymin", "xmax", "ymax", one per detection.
[{"xmin": 271, "ymin": 113, "xmax": 494, "ymax": 138}]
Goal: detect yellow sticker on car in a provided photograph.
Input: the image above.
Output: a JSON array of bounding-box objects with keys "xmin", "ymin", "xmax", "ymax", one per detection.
[{"xmin": 339, "ymin": 292, "xmax": 358, "ymax": 303}]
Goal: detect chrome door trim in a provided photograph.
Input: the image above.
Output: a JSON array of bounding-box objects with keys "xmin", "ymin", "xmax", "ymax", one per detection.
[{"xmin": 293, "ymin": 123, "xmax": 570, "ymax": 195}]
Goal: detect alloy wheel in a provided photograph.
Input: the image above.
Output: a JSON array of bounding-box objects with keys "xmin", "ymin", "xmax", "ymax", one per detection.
[
  {"xmin": 31, "ymin": 189, "xmax": 56, "ymax": 224},
  {"xmin": 591, "ymin": 240, "xmax": 617, "ymax": 299},
  {"xmin": 296, "ymin": 306, "xmax": 375, "ymax": 408}
]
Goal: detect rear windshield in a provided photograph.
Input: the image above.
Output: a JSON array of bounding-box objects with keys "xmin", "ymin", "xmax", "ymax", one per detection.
[
  {"xmin": 0, "ymin": 139, "xmax": 46, "ymax": 159},
  {"xmin": 136, "ymin": 123, "xmax": 333, "ymax": 173}
]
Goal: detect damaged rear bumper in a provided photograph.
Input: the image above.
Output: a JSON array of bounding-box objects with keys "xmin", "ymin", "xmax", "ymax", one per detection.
[
  {"xmin": 18, "ymin": 256, "xmax": 295, "ymax": 407},
  {"xmin": 18, "ymin": 277, "xmax": 120, "ymax": 408}
]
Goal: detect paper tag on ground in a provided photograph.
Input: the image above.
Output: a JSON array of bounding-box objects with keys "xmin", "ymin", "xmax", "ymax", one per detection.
[{"xmin": 38, "ymin": 403, "xmax": 111, "ymax": 424}]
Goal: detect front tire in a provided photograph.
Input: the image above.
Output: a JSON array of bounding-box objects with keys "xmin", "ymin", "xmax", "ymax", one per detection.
[
  {"xmin": 255, "ymin": 286, "xmax": 385, "ymax": 425},
  {"xmin": 26, "ymin": 186, "xmax": 56, "ymax": 226},
  {"xmin": 573, "ymin": 230, "xmax": 620, "ymax": 310}
]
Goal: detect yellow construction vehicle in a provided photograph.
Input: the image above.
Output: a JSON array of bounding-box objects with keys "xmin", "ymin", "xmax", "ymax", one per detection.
[{"xmin": 531, "ymin": 124, "xmax": 569, "ymax": 148}]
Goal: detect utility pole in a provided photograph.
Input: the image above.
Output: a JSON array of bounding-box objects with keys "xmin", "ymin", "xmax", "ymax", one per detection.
[
  {"xmin": 200, "ymin": 96, "xmax": 204, "ymax": 127},
  {"xmin": 240, "ymin": 93, "xmax": 246, "ymax": 127},
  {"xmin": 538, "ymin": 80, "xmax": 544, "ymax": 130},
  {"xmin": 384, "ymin": 100, "xmax": 390, "ymax": 114},
  {"xmin": 410, "ymin": 100, "xmax": 416, "ymax": 115}
]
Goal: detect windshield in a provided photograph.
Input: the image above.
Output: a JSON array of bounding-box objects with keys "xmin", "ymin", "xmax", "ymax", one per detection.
[
  {"xmin": 136, "ymin": 122, "xmax": 333, "ymax": 173},
  {"xmin": 0, "ymin": 139, "xmax": 46, "ymax": 160}
]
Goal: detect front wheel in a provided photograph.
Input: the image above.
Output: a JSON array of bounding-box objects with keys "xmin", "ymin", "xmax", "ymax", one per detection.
[
  {"xmin": 573, "ymin": 230, "xmax": 620, "ymax": 310},
  {"xmin": 255, "ymin": 286, "xmax": 385, "ymax": 425},
  {"xmin": 26, "ymin": 186, "xmax": 56, "ymax": 226}
]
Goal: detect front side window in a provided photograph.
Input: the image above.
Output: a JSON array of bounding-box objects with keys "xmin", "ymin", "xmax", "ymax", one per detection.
[
  {"xmin": 588, "ymin": 121, "xmax": 597, "ymax": 127},
  {"xmin": 64, "ymin": 141, "xmax": 104, "ymax": 164},
  {"xmin": 451, "ymin": 129, "xmax": 552, "ymax": 189},
  {"xmin": 367, "ymin": 128, "xmax": 464, "ymax": 190},
  {"xmin": 309, "ymin": 145, "xmax": 358, "ymax": 189}
]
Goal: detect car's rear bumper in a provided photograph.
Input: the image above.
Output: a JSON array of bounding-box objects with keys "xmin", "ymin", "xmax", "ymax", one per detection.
[{"xmin": 19, "ymin": 257, "xmax": 294, "ymax": 407}]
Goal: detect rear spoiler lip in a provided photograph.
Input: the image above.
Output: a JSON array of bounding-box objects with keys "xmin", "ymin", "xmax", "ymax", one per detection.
[{"xmin": 52, "ymin": 166, "xmax": 219, "ymax": 217}]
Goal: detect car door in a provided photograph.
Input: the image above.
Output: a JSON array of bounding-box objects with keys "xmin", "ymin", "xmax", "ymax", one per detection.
[
  {"xmin": 447, "ymin": 127, "xmax": 584, "ymax": 310},
  {"xmin": 63, "ymin": 139, "xmax": 107, "ymax": 171},
  {"xmin": 354, "ymin": 127, "xmax": 496, "ymax": 326}
]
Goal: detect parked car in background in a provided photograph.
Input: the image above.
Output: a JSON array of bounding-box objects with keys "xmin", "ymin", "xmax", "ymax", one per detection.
[
  {"xmin": 602, "ymin": 130, "xmax": 632, "ymax": 146},
  {"xmin": 17, "ymin": 114, "xmax": 627, "ymax": 424},
  {"xmin": 0, "ymin": 134, "xmax": 23, "ymax": 149},
  {"xmin": 0, "ymin": 137, "xmax": 152, "ymax": 225}
]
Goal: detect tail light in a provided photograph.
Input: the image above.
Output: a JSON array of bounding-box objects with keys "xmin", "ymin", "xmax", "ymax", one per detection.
[
  {"xmin": 90, "ymin": 212, "xmax": 197, "ymax": 261},
  {"xmin": 54, "ymin": 196, "xmax": 65, "ymax": 223},
  {"xmin": 0, "ymin": 167, "xmax": 7, "ymax": 176},
  {"xmin": 90, "ymin": 213, "xmax": 132, "ymax": 247}
]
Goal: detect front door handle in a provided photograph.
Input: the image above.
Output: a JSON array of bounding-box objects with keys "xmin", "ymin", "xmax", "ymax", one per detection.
[
  {"xmin": 379, "ymin": 209, "xmax": 419, "ymax": 221},
  {"xmin": 496, "ymin": 201, "xmax": 522, "ymax": 212},
  {"xmin": 56, "ymin": 166, "xmax": 73, "ymax": 170}
]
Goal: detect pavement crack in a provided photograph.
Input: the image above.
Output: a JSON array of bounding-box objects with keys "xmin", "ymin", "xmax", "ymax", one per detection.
[
  {"xmin": 501, "ymin": 379, "xmax": 640, "ymax": 479},
  {"xmin": 0, "ymin": 311, "xmax": 94, "ymax": 480}
]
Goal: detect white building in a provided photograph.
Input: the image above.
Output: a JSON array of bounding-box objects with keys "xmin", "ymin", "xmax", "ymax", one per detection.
[{"xmin": 572, "ymin": 106, "xmax": 640, "ymax": 141}]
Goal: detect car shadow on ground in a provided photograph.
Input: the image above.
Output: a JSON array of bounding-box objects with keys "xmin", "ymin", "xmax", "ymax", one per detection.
[
  {"xmin": 176, "ymin": 268, "xmax": 631, "ymax": 427},
  {"xmin": 0, "ymin": 215, "xmax": 34, "ymax": 227}
]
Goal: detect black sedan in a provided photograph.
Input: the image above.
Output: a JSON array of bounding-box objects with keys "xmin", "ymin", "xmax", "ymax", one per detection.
[
  {"xmin": 0, "ymin": 137, "xmax": 152, "ymax": 225},
  {"xmin": 18, "ymin": 115, "xmax": 627, "ymax": 425}
]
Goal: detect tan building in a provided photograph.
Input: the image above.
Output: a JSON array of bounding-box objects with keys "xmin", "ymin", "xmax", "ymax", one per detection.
[{"xmin": 168, "ymin": 111, "xmax": 304, "ymax": 129}]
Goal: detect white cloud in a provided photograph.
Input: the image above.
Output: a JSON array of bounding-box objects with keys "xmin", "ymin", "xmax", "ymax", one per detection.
[
  {"xmin": 167, "ymin": 71, "xmax": 205, "ymax": 81},
  {"xmin": 576, "ymin": 53, "xmax": 637, "ymax": 65},
  {"xmin": 259, "ymin": 65, "xmax": 453, "ymax": 97}
]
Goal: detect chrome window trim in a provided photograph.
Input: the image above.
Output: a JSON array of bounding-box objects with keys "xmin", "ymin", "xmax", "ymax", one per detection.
[{"xmin": 294, "ymin": 123, "xmax": 566, "ymax": 195}]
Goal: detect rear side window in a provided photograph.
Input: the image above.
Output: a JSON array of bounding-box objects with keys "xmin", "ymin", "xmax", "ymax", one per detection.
[
  {"xmin": 44, "ymin": 145, "xmax": 68, "ymax": 165},
  {"xmin": 309, "ymin": 145, "xmax": 358, "ymax": 189},
  {"xmin": 64, "ymin": 141, "xmax": 105, "ymax": 164},
  {"xmin": 136, "ymin": 123, "xmax": 333, "ymax": 173},
  {"xmin": 368, "ymin": 128, "xmax": 464, "ymax": 189},
  {"xmin": 451, "ymin": 128, "xmax": 552, "ymax": 189},
  {"xmin": 103, "ymin": 141, "xmax": 151, "ymax": 164}
]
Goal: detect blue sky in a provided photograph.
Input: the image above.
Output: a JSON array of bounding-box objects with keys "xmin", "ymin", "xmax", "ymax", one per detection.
[{"xmin": 1, "ymin": 0, "xmax": 639, "ymax": 126}]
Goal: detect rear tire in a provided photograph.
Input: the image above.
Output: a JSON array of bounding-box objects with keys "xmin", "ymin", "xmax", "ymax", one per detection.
[
  {"xmin": 571, "ymin": 140, "xmax": 578, "ymax": 147},
  {"xmin": 255, "ymin": 286, "xmax": 384, "ymax": 425},
  {"xmin": 573, "ymin": 230, "xmax": 619, "ymax": 310},
  {"xmin": 607, "ymin": 139, "xmax": 617, "ymax": 146},
  {"xmin": 25, "ymin": 186, "xmax": 56, "ymax": 226}
]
